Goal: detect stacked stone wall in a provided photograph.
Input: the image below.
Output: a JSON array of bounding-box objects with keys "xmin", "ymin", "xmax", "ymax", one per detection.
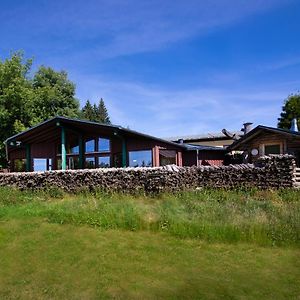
[{"xmin": 0, "ymin": 155, "xmax": 295, "ymax": 193}]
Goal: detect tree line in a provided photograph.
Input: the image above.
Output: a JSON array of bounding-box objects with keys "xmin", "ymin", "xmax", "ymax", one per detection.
[{"xmin": 0, "ymin": 52, "xmax": 110, "ymax": 167}]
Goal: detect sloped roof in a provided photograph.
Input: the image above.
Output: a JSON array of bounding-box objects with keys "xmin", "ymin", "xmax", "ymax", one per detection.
[
  {"xmin": 5, "ymin": 116, "xmax": 186, "ymax": 149},
  {"xmin": 229, "ymin": 125, "xmax": 300, "ymax": 150},
  {"xmin": 166, "ymin": 130, "xmax": 243, "ymax": 142},
  {"xmin": 182, "ymin": 143, "xmax": 226, "ymax": 151}
]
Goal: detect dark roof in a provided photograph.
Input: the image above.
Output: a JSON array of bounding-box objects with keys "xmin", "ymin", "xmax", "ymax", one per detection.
[
  {"xmin": 181, "ymin": 143, "xmax": 226, "ymax": 151},
  {"xmin": 5, "ymin": 116, "xmax": 186, "ymax": 149},
  {"xmin": 166, "ymin": 130, "xmax": 243, "ymax": 142},
  {"xmin": 229, "ymin": 125, "xmax": 300, "ymax": 150}
]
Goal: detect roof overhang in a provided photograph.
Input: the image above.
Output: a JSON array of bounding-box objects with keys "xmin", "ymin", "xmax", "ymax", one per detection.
[
  {"xmin": 229, "ymin": 125, "xmax": 300, "ymax": 151},
  {"xmin": 5, "ymin": 116, "xmax": 186, "ymax": 149}
]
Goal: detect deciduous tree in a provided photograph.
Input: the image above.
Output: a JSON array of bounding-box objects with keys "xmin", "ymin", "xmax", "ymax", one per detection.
[
  {"xmin": 0, "ymin": 52, "xmax": 80, "ymax": 167},
  {"xmin": 278, "ymin": 93, "xmax": 300, "ymax": 129},
  {"xmin": 31, "ymin": 66, "xmax": 79, "ymax": 123}
]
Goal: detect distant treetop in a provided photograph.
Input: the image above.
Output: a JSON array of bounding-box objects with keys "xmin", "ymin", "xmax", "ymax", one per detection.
[
  {"xmin": 278, "ymin": 93, "xmax": 300, "ymax": 129},
  {"xmin": 81, "ymin": 98, "xmax": 111, "ymax": 124}
]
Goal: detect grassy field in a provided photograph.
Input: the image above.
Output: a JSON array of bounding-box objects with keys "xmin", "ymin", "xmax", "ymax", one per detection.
[{"xmin": 0, "ymin": 187, "xmax": 299, "ymax": 299}]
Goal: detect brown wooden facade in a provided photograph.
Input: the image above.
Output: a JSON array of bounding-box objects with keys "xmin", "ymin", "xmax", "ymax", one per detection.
[
  {"xmin": 6, "ymin": 117, "xmax": 224, "ymax": 172},
  {"xmin": 229, "ymin": 126, "xmax": 300, "ymax": 165},
  {"xmin": 182, "ymin": 148, "xmax": 225, "ymax": 167}
]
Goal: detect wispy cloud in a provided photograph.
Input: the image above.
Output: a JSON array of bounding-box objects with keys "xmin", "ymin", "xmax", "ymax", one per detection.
[
  {"xmin": 0, "ymin": 0, "xmax": 290, "ymax": 62},
  {"xmin": 1, "ymin": 0, "xmax": 297, "ymax": 138},
  {"xmin": 72, "ymin": 73, "xmax": 294, "ymax": 137},
  {"xmin": 258, "ymin": 55, "xmax": 300, "ymax": 71}
]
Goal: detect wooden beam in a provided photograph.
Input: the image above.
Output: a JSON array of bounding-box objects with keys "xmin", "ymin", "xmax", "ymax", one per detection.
[
  {"xmin": 25, "ymin": 144, "xmax": 31, "ymax": 172},
  {"xmin": 78, "ymin": 134, "xmax": 84, "ymax": 169},
  {"xmin": 61, "ymin": 126, "xmax": 67, "ymax": 170},
  {"xmin": 122, "ymin": 138, "xmax": 127, "ymax": 167}
]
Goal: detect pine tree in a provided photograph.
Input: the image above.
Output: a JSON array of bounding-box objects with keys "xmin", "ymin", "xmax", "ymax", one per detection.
[
  {"xmin": 80, "ymin": 98, "xmax": 111, "ymax": 124},
  {"xmin": 81, "ymin": 100, "xmax": 95, "ymax": 121},
  {"xmin": 97, "ymin": 98, "xmax": 111, "ymax": 124}
]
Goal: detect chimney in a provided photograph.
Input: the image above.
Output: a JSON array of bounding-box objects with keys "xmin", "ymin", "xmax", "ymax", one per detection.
[
  {"xmin": 290, "ymin": 118, "xmax": 298, "ymax": 132},
  {"xmin": 242, "ymin": 122, "xmax": 253, "ymax": 135}
]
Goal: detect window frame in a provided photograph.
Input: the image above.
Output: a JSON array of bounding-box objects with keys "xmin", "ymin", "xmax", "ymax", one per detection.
[
  {"xmin": 261, "ymin": 142, "xmax": 283, "ymax": 156},
  {"xmin": 128, "ymin": 149, "xmax": 153, "ymax": 168}
]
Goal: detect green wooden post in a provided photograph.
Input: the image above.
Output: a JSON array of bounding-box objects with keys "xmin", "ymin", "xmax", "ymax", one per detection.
[
  {"xmin": 25, "ymin": 144, "xmax": 31, "ymax": 172},
  {"xmin": 61, "ymin": 126, "xmax": 67, "ymax": 170},
  {"xmin": 122, "ymin": 138, "xmax": 127, "ymax": 167},
  {"xmin": 79, "ymin": 134, "xmax": 84, "ymax": 169}
]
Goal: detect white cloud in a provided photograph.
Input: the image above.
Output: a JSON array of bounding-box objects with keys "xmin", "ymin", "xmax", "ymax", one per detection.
[
  {"xmin": 72, "ymin": 73, "xmax": 295, "ymax": 137},
  {"xmin": 258, "ymin": 55, "xmax": 300, "ymax": 71},
  {"xmin": 2, "ymin": 0, "xmax": 290, "ymax": 61}
]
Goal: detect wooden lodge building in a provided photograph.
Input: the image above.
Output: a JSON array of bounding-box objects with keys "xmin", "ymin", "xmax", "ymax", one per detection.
[
  {"xmin": 229, "ymin": 122, "xmax": 300, "ymax": 166},
  {"xmin": 5, "ymin": 117, "xmax": 226, "ymax": 172}
]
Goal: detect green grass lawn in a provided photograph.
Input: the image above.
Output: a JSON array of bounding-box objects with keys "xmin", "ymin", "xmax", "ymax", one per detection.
[{"xmin": 0, "ymin": 188, "xmax": 299, "ymax": 299}]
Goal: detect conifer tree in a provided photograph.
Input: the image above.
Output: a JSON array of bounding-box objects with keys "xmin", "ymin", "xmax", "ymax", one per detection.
[
  {"xmin": 97, "ymin": 98, "xmax": 111, "ymax": 124},
  {"xmin": 80, "ymin": 98, "xmax": 111, "ymax": 124},
  {"xmin": 81, "ymin": 100, "xmax": 95, "ymax": 121}
]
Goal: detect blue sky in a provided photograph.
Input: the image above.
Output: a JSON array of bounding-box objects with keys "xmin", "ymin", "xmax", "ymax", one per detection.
[{"xmin": 1, "ymin": 0, "xmax": 300, "ymax": 137}]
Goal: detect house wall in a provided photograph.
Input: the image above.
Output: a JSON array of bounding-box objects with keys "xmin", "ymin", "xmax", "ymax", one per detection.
[
  {"xmin": 182, "ymin": 151, "xmax": 225, "ymax": 166},
  {"xmin": 8, "ymin": 134, "xmax": 184, "ymax": 171},
  {"xmin": 9, "ymin": 148, "xmax": 26, "ymax": 160},
  {"xmin": 198, "ymin": 150, "xmax": 225, "ymax": 166},
  {"xmin": 182, "ymin": 151, "xmax": 197, "ymax": 166},
  {"xmin": 237, "ymin": 132, "xmax": 300, "ymax": 163},
  {"xmin": 126, "ymin": 137, "xmax": 183, "ymax": 167}
]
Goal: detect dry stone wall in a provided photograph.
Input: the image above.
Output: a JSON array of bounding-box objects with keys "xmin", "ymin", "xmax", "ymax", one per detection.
[{"xmin": 0, "ymin": 155, "xmax": 295, "ymax": 193}]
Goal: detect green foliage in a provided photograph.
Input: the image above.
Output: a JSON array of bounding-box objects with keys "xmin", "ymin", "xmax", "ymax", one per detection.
[
  {"xmin": 81, "ymin": 98, "xmax": 111, "ymax": 123},
  {"xmin": 31, "ymin": 66, "xmax": 79, "ymax": 123},
  {"xmin": 0, "ymin": 52, "xmax": 35, "ymax": 165},
  {"xmin": 0, "ymin": 188, "xmax": 299, "ymax": 246},
  {"xmin": 80, "ymin": 99, "xmax": 94, "ymax": 120},
  {"xmin": 97, "ymin": 98, "xmax": 111, "ymax": 124},
  {"xmin": 0, "ymin": 52, "xmax": 80, "ymax": 167},
  {"xmin": 278, "ymin": 93, "xmax": 300, "ymax": 129}
]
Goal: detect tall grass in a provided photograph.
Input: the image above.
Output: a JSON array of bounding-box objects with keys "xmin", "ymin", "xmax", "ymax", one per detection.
[{"xmin": 0, "ymin": 187, "xmax": 299, "ymax": 246}]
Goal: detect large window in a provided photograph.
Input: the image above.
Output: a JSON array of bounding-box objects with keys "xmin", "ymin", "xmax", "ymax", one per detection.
[
  {"xmin": 85, "ymin": 157, "xmax": 96, "ymax": 168},
  {"xmin": 129, "ymin": 150, "xmax": 152, "ymax": 167},
  {"xmin": 70, "ymin": 145, "xmax": 79, "ymax": 154},
  {"xmin": 98, "ymin": 156, "xmax": 110, "ymax": 168},
  {"xmin": 264, "ymin": 144, "xmax": 281, "ymax": 155},
  {"xmin": 85, "ymin": 137, "xmax": 110, "ymax": 153},
  {"xmin": 159, "ymin": 150, "xmax": 176, "ymax": 166},
  {"xmin": 68, "ymin": 157, "xmax": 79, "ymax": 169},
  {"xmin": 85, "ymin": 139, "xmax": 95, "ymax": 153},
  {"xmin": 33, "ymin": 158, "xmax": 52, "ymax": 172},
  {"xmin": 98, "ymin": 138, "xmax": 110, "ymax": 152},
  {"xmin": 84, "ymin": 137, "xmax": 110, "ymax": 169}
]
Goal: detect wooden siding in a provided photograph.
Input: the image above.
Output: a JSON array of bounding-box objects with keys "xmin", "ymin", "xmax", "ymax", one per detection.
[
  {"xmin": 182, "ymin": 150, "xmax": 225, "ymax": 167},
  {"xmin": 182, "ymin": 151, "xmax": 197, "ymax": 166},
  {"xmin": 8, "ymin": 132, "xmax": 184, "ymax": 170},
  {"xmin": 9, "ymin": 148, "xmax": 26, "ymax": 160},
  {"xmin": 234, "ymin": 131, "xmax": 300, "ymax": 164},
  {"xmin": 31, "ymin": 143, "xmax": 56, "ymax": 159}
]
